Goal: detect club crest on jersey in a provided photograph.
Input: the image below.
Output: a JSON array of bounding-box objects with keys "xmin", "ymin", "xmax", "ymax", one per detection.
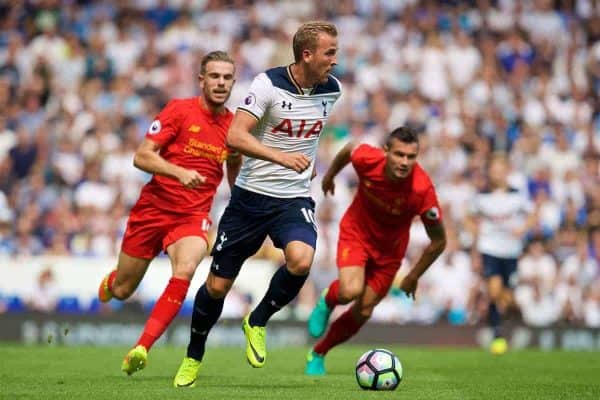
[
  {"xmin": 148, "ymin": 120, "xmax": 161, "ymax": 134},
  {"xmin": 425, "ymin": 207, "xmax": 440, "ymax": 220},
  {"xmin": 188, "ymin": 125, "xmax": 201, "ymax": 133},
  {"xmin": 341, "ymin": 247, "xmax": 350, "ymax": 261}
]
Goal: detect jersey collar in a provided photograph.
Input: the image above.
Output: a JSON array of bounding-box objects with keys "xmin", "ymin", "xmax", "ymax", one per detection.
[
  {"xmin": 286, "ymin": 64, "xmax": 318, "ymax": 95},
  {"xmin": 198, "ymin": 96, "xmax": 229, "ymax": 120}
]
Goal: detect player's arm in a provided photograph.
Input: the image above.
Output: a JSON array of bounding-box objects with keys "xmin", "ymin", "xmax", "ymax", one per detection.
[
  {"xmin": 321, "ymin": 141, "xmax": 356, "ymax": 196},
  {"xmin": 225, "ymin": 150, "xmax": 242, "ymax": 188},
  {"xmin": 133, "ymin": 138, "xmax": 205, "ymax": 188},
  {"xmin": 463, "ymin": 213, "xmax": 479, "ymax": 238},
  {"xmin": 227, "ymin": 110, "xmax": 311, "ymax": 173},
  {"xmin": 512, "ymin": 199, "xmax": 537, "ymax": 238},
  {"xmin": 400, "ymin": 222, "xmax": 447, "ymax": 299}
]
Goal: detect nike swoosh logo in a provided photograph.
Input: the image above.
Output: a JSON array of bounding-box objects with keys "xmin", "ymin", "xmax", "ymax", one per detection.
[
  {"xmin": 176, "ymin": 379, "xmax": 196, "ymax": 387},
  {"xmin": 248, "ymin": 340, "xmax": 264, "ymax": 363}
]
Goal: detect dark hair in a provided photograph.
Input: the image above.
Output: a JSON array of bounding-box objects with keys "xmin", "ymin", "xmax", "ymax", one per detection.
[
  {"xmin": 200, "ymin": 51, "xmax": 235, "ymax": 75},
  {"xmin": 292, "ymin": 21, "xmax": 338, "ymax": 62},
  {"xmin": 386, "ymin": 126, "xmax": 419, "ymax": 147}
]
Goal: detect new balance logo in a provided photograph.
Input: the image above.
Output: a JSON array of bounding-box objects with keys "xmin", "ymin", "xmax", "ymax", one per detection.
[
  {"xmin": 167, "ymin": 297, "xmax": 182, "ymax": 305},
  {"xmin": 282, "ymin": 101, "xmax": 292, "ymax": 110}
]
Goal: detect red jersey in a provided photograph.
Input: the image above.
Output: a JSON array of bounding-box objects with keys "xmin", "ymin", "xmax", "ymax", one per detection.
[
  {"xmin": 341, "ymin": 144, "xmax": 442, "ymax": 253},
  {"xmin": 140, "ymin": 97, "xmax": 233, "ymax": 215}
]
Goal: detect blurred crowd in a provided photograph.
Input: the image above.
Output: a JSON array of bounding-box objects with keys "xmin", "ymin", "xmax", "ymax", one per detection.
[{"xmin": 1, "ymin": 0, "xmax": 600, "ymax": 328}]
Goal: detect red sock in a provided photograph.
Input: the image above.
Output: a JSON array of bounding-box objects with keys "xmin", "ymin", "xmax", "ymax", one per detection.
[
  {"xmin": 313, "ymin": 308, "xmax": 364, "ymax": 355},
  {"xmin": 107, "ymin": 270, "xmax": 117, "ymax": 292},
  {"xmin": 325, "ymin": 280, "xmax": 340, "ymax": 309},
  {"xmin": 137, "ymin": 277, "xmax": 190, "ymax": 350}
]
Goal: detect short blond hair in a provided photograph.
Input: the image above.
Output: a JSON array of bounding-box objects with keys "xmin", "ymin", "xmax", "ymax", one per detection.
[
  {"xmin": 292, "ymin": 21, "xmax": 337, "ymax": 62},
  {"xmin": 200, "ymin": 50, "xmax": 235, "ymax": 75}
]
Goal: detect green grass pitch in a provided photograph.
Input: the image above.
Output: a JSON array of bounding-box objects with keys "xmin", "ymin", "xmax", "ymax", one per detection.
[{"xmin": 1, "ymin": 344, "xmax": 599, "ymax": 399}]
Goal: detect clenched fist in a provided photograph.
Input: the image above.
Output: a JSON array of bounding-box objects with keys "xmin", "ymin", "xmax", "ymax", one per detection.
[
  {"xmin": 279, "ymin": 152, "xmax": 311, "ymax": 174},
  {"xmin": 321, "ymin": 173, "xmax": 335, "ymax": 196},
  {"xmin": 178, "ymin": 168, "xmax": 206, "ymax": 188}
]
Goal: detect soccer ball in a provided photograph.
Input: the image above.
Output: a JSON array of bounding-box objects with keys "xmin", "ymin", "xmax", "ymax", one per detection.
[{"xmin": 355, "ymin": 349, "xmax": 403, "ymax": 390}]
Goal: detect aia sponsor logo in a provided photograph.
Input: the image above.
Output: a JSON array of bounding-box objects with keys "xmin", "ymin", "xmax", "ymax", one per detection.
[{"xmin": 271, "ymin": 119, "xmax": 323, "ymax": 138}]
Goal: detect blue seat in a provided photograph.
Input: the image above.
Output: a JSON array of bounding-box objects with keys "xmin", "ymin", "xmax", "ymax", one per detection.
[
  {"xmin": 108, "ymin": 298, "xmax": 123, "ymax": 312},
  {"xmin": 56, "ymin": 297, "xmax": 82, "ymax": 314},
  {"xmin": 5, "ymin": 296, "xmax": 25, "ymax": 313},
  {"xmin": 143, "ymin": 300, "xmax": 156, "ymax": 314},
  {"xmin": 88, "ymin": 298, "xmax": 102, "ymax": 314},
  {"xmin": 180, "ymin": 300, "xmax": 195, "ymax": 317},
  {"xmin": 448, "ymin": 308, "xmax": 467, "ymax": 325}
]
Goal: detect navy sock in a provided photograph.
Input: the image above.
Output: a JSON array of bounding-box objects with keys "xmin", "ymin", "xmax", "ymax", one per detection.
[
  {"xmin": 488, "ymin": 302, "xmax": 502, "ymax": 338},
  {"xmin": 186, "ymin": 284, "xmax": 224, "ymax": 361},
  {"xmin": 249, "ymin": 265, "xmax": 308, "ymax": 327}
]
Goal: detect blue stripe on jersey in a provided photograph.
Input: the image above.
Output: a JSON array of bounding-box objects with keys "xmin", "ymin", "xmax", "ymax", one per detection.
[
  {"xmin": 265, "ymin": 66, "xmax": 341, "ymax": 95},
  {"xmin": 312, "ymin": 75, "xmax": 341, "ymax": 94},
  {"xmin": 266, "ymin": 66, "xmax": 300, "ymax": 94},
  {"xmin": 238, "ymin": 107, "xmax": 260, "ymax": 120}
]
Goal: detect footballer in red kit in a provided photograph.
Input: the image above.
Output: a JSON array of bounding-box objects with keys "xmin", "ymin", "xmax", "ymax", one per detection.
[
  {"xmin": 337, "ymin": 143, "xmax": 442, "ymax": 296},
  {"xmin": 123, "ymin": 96, "xmax": 234, "ymax": 259},
  {"xmin": 305, "ymin": 126, "xmax": 447, "ymax": 376},
  {"xmin": 96, "ymin": 51, "xmax": 241, "ymax": 376}
]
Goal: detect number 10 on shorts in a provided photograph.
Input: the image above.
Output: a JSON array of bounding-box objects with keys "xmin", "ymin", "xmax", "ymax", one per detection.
[{"xmin": 301, "ymin": 207, "xmax": 317, "ymax": 229}]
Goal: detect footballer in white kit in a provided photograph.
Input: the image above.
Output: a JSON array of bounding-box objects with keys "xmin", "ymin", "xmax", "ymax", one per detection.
[
  {"xmin": 175, "ymin": 22, "xmax": 341, "ymax": 386},
  {"xmin": 211, "ymin": 65, "xmax": 342, "ymax": 276},
  {"xmin": 466, "ymin": 155, "xmax": 535, "ymax": 355},
  {"xmin": 235, "ymin": 65, "xmax": 341, "ymax": 198}
]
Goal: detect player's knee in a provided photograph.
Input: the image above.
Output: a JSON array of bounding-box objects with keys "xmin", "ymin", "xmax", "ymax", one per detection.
[
  {"xmin": 488, "ymin": 290, "xmax": 501, "ymax": 302},
  {"xmin": 288, "ymin": 263, "xmax": 311, "ymax": 276},
  {"xmin": 206, "ymin": 279, "xmax": 232, "ymax": 299},
  {"xmin": 338, "ymin": 284, "xmax": 362, "ymax": 303},
  {"xmin": 111, "ymin": 282, "xmax": 135, "ymax": 300},
  {"xmin": 286, "ymin": 258, "xmax": 312, "ymax": 276},
  {"xmin": 284, "ymin": 244, "xmax": 314, "ymax": 276},
  {"xmin": 487, "ymin": 277, "xmax": 503, "ymax": 301},
  {"xmin": 354, "ymin": 305, "xmax": 374, "ymax": 322},
  {"xmin": 172, "ymin": 261, "xmax": 198, "ymax": 281}
]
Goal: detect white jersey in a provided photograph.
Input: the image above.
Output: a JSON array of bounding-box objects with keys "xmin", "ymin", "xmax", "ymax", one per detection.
[
  {"xmin": 235, "ymin": 65, "xmax": 342, "ymax": 198},
  {"xmin": 470, "ymin": 187, "xmax": 533, "ymax": 259}
]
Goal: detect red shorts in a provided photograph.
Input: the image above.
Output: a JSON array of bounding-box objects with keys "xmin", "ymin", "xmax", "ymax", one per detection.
[
  {"xmin": 121, "ymin": 197, "xmax": 211, "ymax": 259},
  {"xmin": 336, "ymin": 231, "xmax": 404, "ymax": 297}
]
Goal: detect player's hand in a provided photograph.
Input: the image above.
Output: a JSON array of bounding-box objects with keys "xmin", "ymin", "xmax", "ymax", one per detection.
[
  {"xmin": 399, "ymin": 274, "xmax": 419, "ymax": 300},
  {"xmin": 322, "ymin": 173, "xmax": 335, "ymax": 196},
  {"xmin": 279, "ymin": 152, "xmax": 311, "ymax": 173},
  {"xmin": 178, "ymin": 168, "xmax": 206, "ymax": 188},
  {"xmin": 511, "ymin": 226, "xmax": 526, "ymax": 238}
]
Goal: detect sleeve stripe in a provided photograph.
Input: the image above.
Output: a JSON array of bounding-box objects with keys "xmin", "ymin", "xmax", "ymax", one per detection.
[{"xmin": 237, "ymin": 107, "xmax": 260, "ymax": 121}]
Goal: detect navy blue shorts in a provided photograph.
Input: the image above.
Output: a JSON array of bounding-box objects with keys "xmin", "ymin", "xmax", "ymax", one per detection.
[
  {"xmin": 210, "ymin": 186, "xmax": 317, "ymax": 279},
  {"xmin": 481, "ymin": 253, "xmax": 518, "ymax": 288}
]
